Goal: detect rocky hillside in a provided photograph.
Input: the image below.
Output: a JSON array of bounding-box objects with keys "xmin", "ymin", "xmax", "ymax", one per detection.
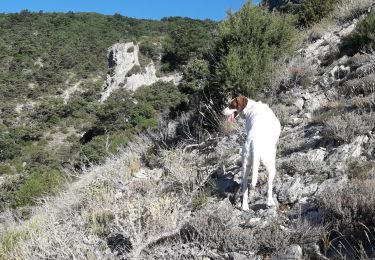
[{"xmin": 1, "ymin": 1, "xmax": 375, "ymax": 259}]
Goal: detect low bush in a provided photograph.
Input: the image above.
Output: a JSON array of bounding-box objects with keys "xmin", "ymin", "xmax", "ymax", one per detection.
[
  {"xmin": 332, "ymin": 0, "xmax": 373, "ymax": 23},
  {"xmin": 126, "ymin": 64, "xmax": 142, "ymax": 77},
  {"xmin": 341, "ymin": 10, "xmax": 375, "ymax": 55},
  {"xmin": 320, "ymin": 179, "xmax": 375, "ymax": 257},
  {"xmin": 322, "ymin": 111, "xmax": 374, "ymax": 144}
]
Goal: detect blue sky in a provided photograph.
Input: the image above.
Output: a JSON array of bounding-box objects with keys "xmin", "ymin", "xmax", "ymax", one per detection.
[{"xmin": 0, "ymin": 0, "xmax": 261, "ymax": 21}]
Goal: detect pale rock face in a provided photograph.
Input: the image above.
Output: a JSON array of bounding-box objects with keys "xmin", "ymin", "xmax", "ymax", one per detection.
[
  {"xmin": 100, "ymin": 42, "xmax": 182, "ymax": 102},
  {"xmin": 100, "ymin": 42, "xmax": 139, "ymax": 102},
  {"xmin": 126, "ymin": 63, "xmax": 182, "ymax": 91}
]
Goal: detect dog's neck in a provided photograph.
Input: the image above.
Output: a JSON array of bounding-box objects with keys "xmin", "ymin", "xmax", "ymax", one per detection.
[{"xmin": 241, "ymin": 98, "xmax": 257, "ymax": 118}]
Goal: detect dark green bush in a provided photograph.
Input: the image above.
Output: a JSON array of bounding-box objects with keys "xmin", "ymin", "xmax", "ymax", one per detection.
[
  {"xmin": 161, "ymin": 17, "xmax": 215, "ymax": 71},
  {"xmin": 341, "ymin": 10, "xmax": 375, "ymax": 55},
  {"xmin": 211, "ymin": 4, "xmax": 297, "ymax": 97},
  {"xmin": 181, "ymin": 57, "xmax": 209, "ymax": 93}
]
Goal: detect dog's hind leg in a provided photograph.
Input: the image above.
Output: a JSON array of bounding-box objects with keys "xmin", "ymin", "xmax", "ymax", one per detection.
[
  {"xmin": 241, "ymin": 143, "xmax": 251, "ymax": 211},
  {"xmin": 262, "ymin": 146, "xmax": 277, "ymax": 207},
  {"xmin": 250, "ymin": 141, "xmax": 261, "ymax": 190}
]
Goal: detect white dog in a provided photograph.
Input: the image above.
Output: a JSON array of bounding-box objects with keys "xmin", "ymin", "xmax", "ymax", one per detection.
[{"xmin": 222, "ymin": 96, "xmax": 281, "ymax": 211}]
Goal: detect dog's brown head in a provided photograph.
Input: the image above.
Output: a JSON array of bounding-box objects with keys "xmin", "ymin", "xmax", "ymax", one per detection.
[{"xmin": 222, "ymin": 95, "xmax": 248, "ymax": 122}]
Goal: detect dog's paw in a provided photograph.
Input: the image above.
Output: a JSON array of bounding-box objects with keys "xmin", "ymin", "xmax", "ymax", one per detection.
[
  {"xmin": 242, "ymin": 203, "xmax": 250, "ymax": 211},
  {"xmin": 266, "ymin": 199, "xmax": 276, "ymax": 208}
]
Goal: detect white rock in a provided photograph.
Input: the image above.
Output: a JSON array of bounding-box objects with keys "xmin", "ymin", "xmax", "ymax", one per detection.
[
  {"xmin": 100, "ymin": 42, "xmax": 182, "ymax": 102},
  {"xmin": 294, "ymin": 98, "xmax": 304, "ymax": 110}
]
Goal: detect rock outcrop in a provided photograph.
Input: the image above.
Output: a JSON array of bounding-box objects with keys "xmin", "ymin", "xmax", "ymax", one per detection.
[{"xmin": 100, "ymin": 42, "xmax": 182, "ymax": 102}]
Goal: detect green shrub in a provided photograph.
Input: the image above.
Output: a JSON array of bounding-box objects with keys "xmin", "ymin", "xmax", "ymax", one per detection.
[
  {"xmin": 80, "ymin": 135, "xmax": 108, "ymax": 163},
  {"xmin": 96, "ymin": 89, "xmax": 134, "ymax": 131},
  {"xmin": 130, "ymin": 103, "xmax": 158, "ymax": 130},
  {"xmin": 139, "ymin": 40, "xmax": 160, "ymax": 61},
  {"xmin": 126, "ymin": 64, "xmax": 142, "ymax": 77},
  {"xmin": 341, "ymin": 10, "xmax": 375, "ymax": 55},
  {"xmin": 134, "ymin": 81, "xmax": 184, "ymax": 112},
  {"xmin": 0, "ymin": 163, "xmax": 15, "ymax": 175},
  {"xmin": 181, "ymin": 57, "xmax": 209, "ymax": 93},
  {"xmin": 12, "ymin": 167, "xmax": 65, "ymax": 207},
  {"xmin": 211, "ymin": 4, "xmax": 297, "ymax": 97}
]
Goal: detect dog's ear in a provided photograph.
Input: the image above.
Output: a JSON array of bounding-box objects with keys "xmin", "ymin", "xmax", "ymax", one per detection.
[
  {"xmin": 237, "ymin": 96, "xmax": 248, "ymax": 111},
  {"xmin": 228, "ymin": 97, "xmax": 238, "ymax": 109}
]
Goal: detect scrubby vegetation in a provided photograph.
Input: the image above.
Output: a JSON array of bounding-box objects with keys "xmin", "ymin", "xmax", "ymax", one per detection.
[
  {"xmin": 0, "ymin": 12, "xmax": 214, "ymax": 209},
  {"xmin": 210, "ymin": 4, "xmax": 298, "ymax": 97},
  {"xmin": 341, "ymin": 9, "xmax": 375, "ymax": 55},
  {"xmin": 1, "ymin": 0, "xmax": 375, "ymax": 258}
]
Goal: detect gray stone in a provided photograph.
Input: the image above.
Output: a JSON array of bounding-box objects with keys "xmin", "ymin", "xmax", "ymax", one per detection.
[
  {"xmin": 294, "ymin": 98, "xmax": 304, "ymax": 110},
  {"xmin": 278, "ymin": 176, "xmax": 304, "ymax": 204},
  {"xmin": 227, "ymin": 252, "xmax": 250, "ymax": 260},
  {"xmin": 274, "ymin": 244, "xmax": 303, "ymax": 260},
  {"xmin": 316, "ymin": 175, "xmax": 348, "ymax": 197},
  {"xmin": 305, "ymin": 148, "xmax": 327, "ymax": 162},
  {"xmin": 327, "ymin": 135, "xmax": 369, "ymax": 172}
]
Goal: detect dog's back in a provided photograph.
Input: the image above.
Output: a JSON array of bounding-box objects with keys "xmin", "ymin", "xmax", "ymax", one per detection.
[{"xmin": 245, "ymin": 101, "xmax": 281, "ymax": 147}]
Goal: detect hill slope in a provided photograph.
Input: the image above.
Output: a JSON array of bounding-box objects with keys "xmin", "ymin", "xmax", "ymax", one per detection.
[{"xmin": 2, "ymin": 1, "xmax": 375, "ymax": 259}]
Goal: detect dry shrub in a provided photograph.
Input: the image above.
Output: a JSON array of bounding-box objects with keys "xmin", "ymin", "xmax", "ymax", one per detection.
[
  {"xmin": 342, "ymin": 73, "xmax": 375, "ymax": 97},
  {"xmin": 345, "ymin": 53, "xmax": 372, "ymax": 70},
  {"xmin": 320, "ymin": 179, "xmax": 375, "ymax": 224},
  {"xmin": 322, "ymin": 111, "xmax": 374, "ymax": 144},
  {"xmin": 161, "ymin": 148, "xmax": 199, "ymax": 194},
  {"xmin": 303, "ymin": 18, "xmax": 334, "ymax": 42},
  {"xmin": 320, "ymin": 179, "xmax": 375, "ymax": 257},
  {"xmin": 190, "ymin": 209, "xmax": 256, "ymax": 253},
  {"xmin": 332, "ymin": 0, "xmax": 373, "ymax": 23},
  {"xmin": 269, "ymin": 56, "xmax": 317, "ymax": 92},
  {"xmin": 346, "ymin": 159, "xmax": 375, "ymax": 180},
  {"xmin": 351, "ymin": 94, "xmax": 375, "ymax": 111},
  {"xmin": 272, "ymin": 104, "xmax": 298, "ymax": 126},
  {"xmin": 281, "ymin": 153, "xmax": 328, "ymax": 176}
]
